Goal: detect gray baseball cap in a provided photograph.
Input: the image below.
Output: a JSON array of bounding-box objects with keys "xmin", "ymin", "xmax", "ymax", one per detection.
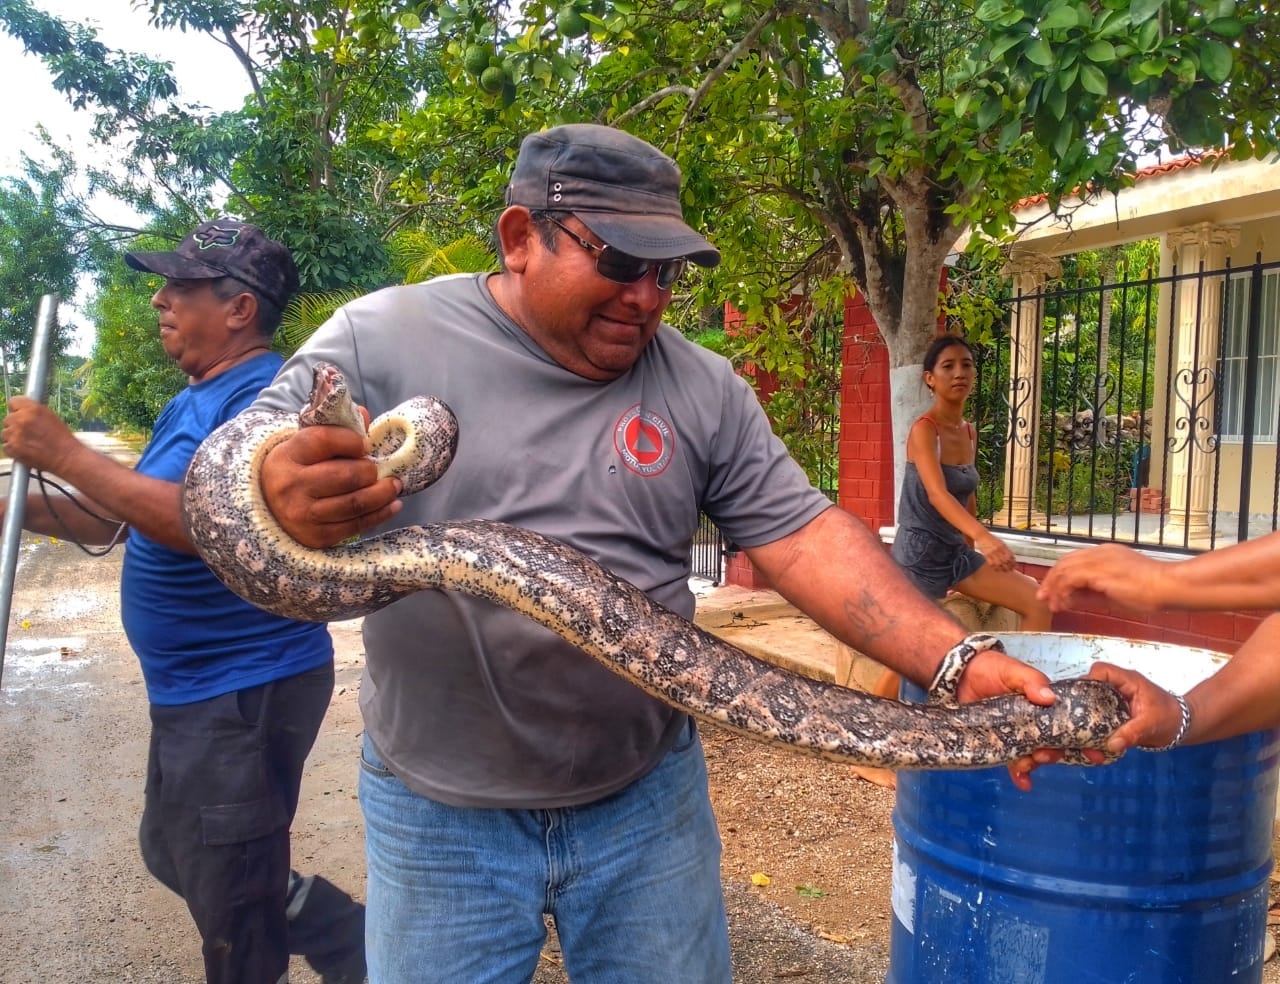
[
  {"xmin": 125, "ymin": 219, "xmax": 300, "ymax": 309},
  {"xmin": 505, "ymin": 124, "xmax": 721, "ymax": 267}
]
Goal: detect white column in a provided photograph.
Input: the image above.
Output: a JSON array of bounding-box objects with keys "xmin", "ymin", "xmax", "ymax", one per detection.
[
  {"xmin": 1160, "ymin": 222, "xmax": 1240, "ymax": 546},
  {"xmin": 1000, "ymin": 250, "xmax": 1060, "ymax": 529}
]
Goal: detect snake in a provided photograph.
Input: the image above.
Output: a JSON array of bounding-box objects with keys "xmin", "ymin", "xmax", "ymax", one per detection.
[{"xmin": 180, "ymin": 363, "xmax": 1129, "ymax": 770}]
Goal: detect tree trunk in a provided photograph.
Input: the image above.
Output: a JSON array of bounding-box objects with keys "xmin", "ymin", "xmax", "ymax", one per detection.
[{"xmin": 856, "ymin": 240, "xmax": 955, "ymax": 518}]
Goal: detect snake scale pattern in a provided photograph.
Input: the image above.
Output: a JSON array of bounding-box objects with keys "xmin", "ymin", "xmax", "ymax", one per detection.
[{"xmin": 180, "ymin": 363, "xmax": 1128, "ymax": 770}]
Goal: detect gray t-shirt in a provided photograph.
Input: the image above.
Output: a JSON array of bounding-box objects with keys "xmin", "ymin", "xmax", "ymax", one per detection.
[{"xmin": 254, "ymin": 273, "xmax": 831, "ymax": 807}]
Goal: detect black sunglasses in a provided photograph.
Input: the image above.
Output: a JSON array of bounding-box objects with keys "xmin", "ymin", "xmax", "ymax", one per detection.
[{"xmin": 546, "ymin": 217, "xmax": 687, "ymax": 290}]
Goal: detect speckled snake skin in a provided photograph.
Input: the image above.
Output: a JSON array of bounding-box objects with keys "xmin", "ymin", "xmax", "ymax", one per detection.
[{"xmin": 181, "ymin": 364, "xmax": 1129, "ymax": 769}]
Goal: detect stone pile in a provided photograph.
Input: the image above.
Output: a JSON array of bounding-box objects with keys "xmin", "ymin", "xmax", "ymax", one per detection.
[{"xmin": 1053, "ymin": 408, "xmax": 1154, "ymax": 450}]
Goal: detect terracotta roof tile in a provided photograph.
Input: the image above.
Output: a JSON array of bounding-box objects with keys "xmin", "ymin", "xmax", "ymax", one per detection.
[{"xmin": 1013, "ymin": 152, "xmax": 1221, "ymax": 211}]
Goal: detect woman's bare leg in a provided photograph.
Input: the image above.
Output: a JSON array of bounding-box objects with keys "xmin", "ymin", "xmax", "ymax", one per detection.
[{"xmin": 954, "ymin": 566, "xmax": 1053, "ymax": 631}]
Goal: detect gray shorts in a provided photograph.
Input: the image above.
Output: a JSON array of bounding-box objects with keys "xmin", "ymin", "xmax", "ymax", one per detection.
[{"xmin": 891, "ymin": 527, "xmax": 987, "ymax": 600}]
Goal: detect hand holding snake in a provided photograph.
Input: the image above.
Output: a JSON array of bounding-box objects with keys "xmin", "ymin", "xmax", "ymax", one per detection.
[{"xmin": 180, "ymin": 363, "xmax": 1130, "ymax": 771}]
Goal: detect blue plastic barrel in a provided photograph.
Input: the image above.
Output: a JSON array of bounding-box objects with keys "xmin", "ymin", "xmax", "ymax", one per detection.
[{"xmin": 888, "ymin": 633, "xmax": 1280, "ymax": 984}]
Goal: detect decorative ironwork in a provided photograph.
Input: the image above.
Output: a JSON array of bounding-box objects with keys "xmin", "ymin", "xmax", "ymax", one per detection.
[
  {"xmin": 1167, "ymin": 365, "xmax": 1220, "ymax": 455},
  {"xmin": 689, "ymin": 513, "xmax": 727, "ymax": 585},
  {"xmin": 1057, "ymin": 372, "xmax": 1121, "ymax": 450},
  {"xmin": 1007, "ymin": 376, "xmax": 1035, "ymax": 449}
]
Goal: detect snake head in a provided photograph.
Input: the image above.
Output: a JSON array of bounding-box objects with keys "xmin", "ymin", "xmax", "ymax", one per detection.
[{"xmin": 299, "ymin": 363, "xmax": 368, "ymax": 437}]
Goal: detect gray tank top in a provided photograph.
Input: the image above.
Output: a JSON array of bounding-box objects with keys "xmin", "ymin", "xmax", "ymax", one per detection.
[
  {"xmin": 896, "ymin": 460, "xmax": 979, "ymax": 546},
  {"xmin": 896, "ymin": 418, "xmax": 978, "ymax": 545}
]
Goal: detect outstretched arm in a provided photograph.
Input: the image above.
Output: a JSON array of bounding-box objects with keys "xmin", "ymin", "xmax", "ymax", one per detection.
[
  {"xmin": 2, "ymin": 397, "xmax": 187, "ymax": 550},
  {"xmin": 1084, "ymin": 613, "xmax": 1280, "ymax": 751},
  {"xmin": 1040, "ymin": 535, "xmax": 1280, "ymax": 614}
]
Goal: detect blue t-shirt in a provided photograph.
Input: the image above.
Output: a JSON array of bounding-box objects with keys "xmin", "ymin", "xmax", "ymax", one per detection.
[{"xmin": 120, "ymin": 352, "xmax": 333, "ymax": 705}]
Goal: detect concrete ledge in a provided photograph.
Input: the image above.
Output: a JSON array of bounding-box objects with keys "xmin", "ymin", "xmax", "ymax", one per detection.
[
  {"xmin": 694, "ymin": 595, "xmax": 841, "ymax": 684},
  {"xmin": 879, "ymin": 525, "xmax": 1191, "ymax": 567},
  {"xmin": 694, "ymin": 585, "xmax": 1015, "ymax": 691}
]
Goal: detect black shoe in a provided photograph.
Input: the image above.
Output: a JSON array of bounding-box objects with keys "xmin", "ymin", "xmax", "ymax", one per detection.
[
  {"xmin": 287, "ymin": 872, "xmax": 367, "ymax": 984},
  {"xmin": 319, "ymin": 953, "xmax": 367, "ymax": 984}
]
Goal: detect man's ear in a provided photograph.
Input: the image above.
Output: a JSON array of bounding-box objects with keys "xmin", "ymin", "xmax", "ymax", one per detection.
[
  {"xmin": 225, "ymin": 290, "xmax": 259, "ymax": 331},
  {"xmin": 496, "ymin": 206, "xmax": 534, "ymax": 274}
]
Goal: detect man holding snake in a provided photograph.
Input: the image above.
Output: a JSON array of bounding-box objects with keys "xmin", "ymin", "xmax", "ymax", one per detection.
[{"xmin": 245, "ymin": 124, "xmax": 1169, "ymax": 983}]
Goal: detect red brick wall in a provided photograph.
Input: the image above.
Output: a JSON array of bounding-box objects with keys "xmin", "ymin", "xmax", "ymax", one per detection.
[
  {"xmin": 837, "ymin": 293, "xmax": 895, "ymax": 534},
  {"xmin": 723, "ymin": 550, "xmax": 773, "ymax": 590}
]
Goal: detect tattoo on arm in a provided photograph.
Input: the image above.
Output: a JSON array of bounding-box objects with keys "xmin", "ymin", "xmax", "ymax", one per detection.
[{"xmin": 842, "ymin": 588, "xmax": 896, "ymax": 648}]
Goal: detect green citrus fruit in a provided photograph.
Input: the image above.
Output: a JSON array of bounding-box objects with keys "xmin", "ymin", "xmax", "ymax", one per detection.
[
  {"xmin": 479, "ymin": 66, "xmax": 506, "ymax": 94},
  {"xmin": 462, "ymin": 44, "xmax": 491, "ymax": 76},
  {"xmin": 556, "ymin": 8, "xmax": 589, "ymax": 39}
]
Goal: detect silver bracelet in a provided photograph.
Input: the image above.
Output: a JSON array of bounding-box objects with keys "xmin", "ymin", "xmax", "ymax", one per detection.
[
  {"xmin": 927, "ymin": 632, "xmax": 1006, "ymax": 707},
  {"xmin": 1142, "ymin": 692, "xmax": 1192, "ymax": 752}
]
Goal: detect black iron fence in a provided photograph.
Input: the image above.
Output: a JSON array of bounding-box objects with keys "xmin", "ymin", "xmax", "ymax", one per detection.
[
  {"xmin": 969, "ymin": 251, "xmax": 1280, "ymax": 553},
  {"xmin": 690, "ymin": 512, "xmax": 733, "ymax": 584}
]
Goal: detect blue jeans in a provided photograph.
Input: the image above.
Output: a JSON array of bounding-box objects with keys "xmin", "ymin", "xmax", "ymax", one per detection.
[{"xmin": 358, "ymin": 721, "xmax": 731, "ymax": 983}]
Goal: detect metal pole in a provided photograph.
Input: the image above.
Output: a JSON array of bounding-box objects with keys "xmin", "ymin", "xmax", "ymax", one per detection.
[{"xmin": 0, "ymin": 295, "xmax": 59, "ymax": 686}]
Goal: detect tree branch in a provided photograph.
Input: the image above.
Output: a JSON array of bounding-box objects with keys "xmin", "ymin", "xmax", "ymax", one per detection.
[
  {"xmin": 673, "ymin": 4, "xmax": 787, "ymax": 150},
  {"xmin": 612, "ymin": 85, "xmax": 698, "ymax": 127}
]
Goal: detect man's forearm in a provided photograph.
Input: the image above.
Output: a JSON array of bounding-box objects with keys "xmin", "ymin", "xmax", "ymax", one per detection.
[
  {"xmin": 745, "ymin": 507, "xmax": 965, "ymax": 688},
  {"xmin": 1159, "ymin": 532, "xmax": 1280, "ymax": 611},
  {"xmin": 7, "ymin": 489, "xmax": 127, "ymax": 545},
  {"xmin": 40, "ymin": 444, "xmax": 192, "ymax": 552}
]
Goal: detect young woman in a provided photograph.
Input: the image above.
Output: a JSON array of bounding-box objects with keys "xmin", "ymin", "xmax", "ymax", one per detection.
[
  {"xmin": 891, "ymin": 333, "xmax": 1052, "ymax": 632},
  {"xmin": 846, "ymin": 335, "xmax": 1054, "ymax": 788}
]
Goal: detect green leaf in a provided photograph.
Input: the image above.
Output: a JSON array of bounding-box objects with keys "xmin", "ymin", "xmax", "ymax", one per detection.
[
  {"xmin": 1040, "ymin": 6, "xmax": 1080, "ymax": 31},
  {"xmin": 989, "ymin": 32, "xmax": 1024, "ymax": 63},
  {"xmin": 1173, "ymin": 55, "xmax": 1199, "ymax": 83},
  {"xmin": 1079, "ymin": 63, "xmax": 1109, "ymax": 95},
  {"xmin": 1129, "ymin": 0, "xmax": 1164, "ymax": 26},
  {"xmin": 1024, "ymin": 37, "xmax": 1054, "ymax": 67},
  {"xmin": 975, "ymin": 0, "xmax": 1009, "ymax": 23},
  {"xmin": 1084, "ymin": 39, "xmax": 1116, "ymax": 63},
  {"xmin": 1136, "ymin": 18, "xmax": 1161, "ymax": 51},
  {"xmin": 1199, "ymin": 39, "xmax": 1233, "ymax": 83},
  {"xmin": 1205, "ymin": 16, "xmax": 1245, "ymax": 38},
  {"xmin": 998, "ymin": 118, "xmax": 1023, "ymax": 152},
  {"xmin": 1045, "ymin": 80, "xmax": 1068, "ymax": 121},
  {"xmin": 976, "ymin": 95, "xmax": 1003, "ymax": 130}
]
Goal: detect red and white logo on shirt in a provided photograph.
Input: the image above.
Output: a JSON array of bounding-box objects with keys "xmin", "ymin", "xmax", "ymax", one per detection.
[{"xmin": 613, "ymin": 405, "xmax": 674, "ymax": 476}]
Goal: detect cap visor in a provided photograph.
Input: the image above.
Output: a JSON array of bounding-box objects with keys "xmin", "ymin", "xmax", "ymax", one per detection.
[
  {"xmin": 575, "ymin": 213, "xmax": 720, "ymax": 268},
  {"xmin": 124, "ymin": 250, "xmax": 227, "ymax": 280}
]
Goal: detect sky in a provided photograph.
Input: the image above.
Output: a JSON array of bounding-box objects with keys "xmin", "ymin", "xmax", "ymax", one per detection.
[{"xmin": 0, "ymin": 0, "xmax": 249, "ymax": 355}]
